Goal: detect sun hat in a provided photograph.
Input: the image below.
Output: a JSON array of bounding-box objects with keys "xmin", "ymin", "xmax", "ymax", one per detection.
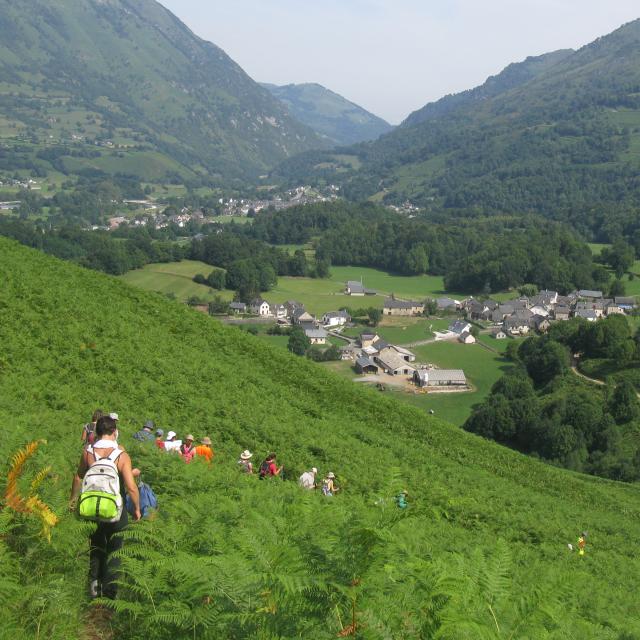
[
  {"xmin": 143, "ymin": 419, "xmax": 155, "ymax": 430},
  {"xmin": 166, "ymin": 430, "xmax": 177, "ymax": 440},
  {"xmin": 155, "ymin": 428, "xmax": 164, "ymax": 437},
  {"xmin": 109, "ymin": 412, "xmax": 119, "ymax": 421},
  {"xmin": 327, "ymin": 472, "xmax": 335, "ymax": 479},
  {"xmin": 240, "ymin": 449, "xmax": 253, "ymax": 459},
  {"xmin": 185, "ymin": 434, "xmax": 194, "ymax": 441},
  {"xmin": 311, "ymin": 467, "xmax": 318, "ymax": 474},
  {"xmin": 201, "ymin": 437, "xmax": 212, "ymax": 445}
]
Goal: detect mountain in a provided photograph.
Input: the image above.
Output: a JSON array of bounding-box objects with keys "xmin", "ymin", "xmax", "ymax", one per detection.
[
  {"xmin": 0, "ymin": 0, "xmax": 325, "ymax": 184},
  {"xmin": 2, "ymin": 238, "xmax": 640, "ymax": 637},
  {"xmin": 276, "ymin": 20, "xmax": 640, "ymax": 240},
  {"xmin": 262, "ymin": 82, "xmax": 393, "ymax": 145}
]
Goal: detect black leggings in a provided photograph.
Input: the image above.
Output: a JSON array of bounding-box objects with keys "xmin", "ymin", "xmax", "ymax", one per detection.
[{"xmin": 89, "ymin": 524, "xmax": 125, "ymax": 599}]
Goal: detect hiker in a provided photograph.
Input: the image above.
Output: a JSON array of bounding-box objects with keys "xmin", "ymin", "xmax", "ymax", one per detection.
[
  {"xmin": 578, "ymin": 532, "xmax": 587, "ymax": 556},
  {"xmin": 238, "ymin": 449, "xmax": 253, "ymax": 473},
  {"xmin": 180, "ymin": 434, "xmax": 196, "ymax": 463},
  {"xmin": 69, "ymin": 415, "xmax": 140, "ymax": 600},
  {"xmin": 81, "ymin": 409, "xmax": 103, "ymax": 445},
  {"xmin": 259, "ymin": 453, "xmax": 283, "ymax": 479},
  {"xmin": 126, "ymin": 469, "xmax": 158, "ymax": 519},
  {"xmin": 133, "ymin": 419, "xmax": 156, "ymax": 442},
  {"xmin": 298, "ymin": 467, "xmax": 318, "ymax": 490},
  {"xmin": 155, "ymin": 428, "xmax": 165, "ymax": 449},
  {"xmin": 195, "ymin": 437, "xmax": 214, "ymax": 463},
  {"xmin": 164, "ymin": 430, "xmax": 181, "ymax": 452},
  {"xmin": 322, "ymin": 472, "xmax": 339, "ymax": 496},
  {"xmin": 395, "ymin": 490, "xmax": 409, "ymax": 509}
]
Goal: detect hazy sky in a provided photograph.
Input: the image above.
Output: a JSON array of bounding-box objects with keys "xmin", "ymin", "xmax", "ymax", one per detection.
[{"xmin": 161, "ymin": 1, "xmax": 639, "ymax": 124}]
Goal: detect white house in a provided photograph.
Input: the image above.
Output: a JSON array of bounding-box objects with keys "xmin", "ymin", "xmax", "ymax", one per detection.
[
  {"xmin": 250, "ymin": 298, "xmax": 271, "ymax": 317},
  {"xmin": 449, "ymin": 320, "xmax": 472, "ymax": 336},
  {"xmin": 272, "ymin": 304, "xmax": 288, "ymax": 320},
  {"xmin": 322, "ymin": 310, "xmax": 349, "ymax": 328},
  {"xmin": 458, "ymin": 331, "xmax": 476, "ymax": 344}
]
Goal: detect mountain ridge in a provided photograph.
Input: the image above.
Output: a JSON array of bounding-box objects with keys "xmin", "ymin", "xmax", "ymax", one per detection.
[
  {"xmin": 0, "ymin": 0, "xmax": 327, "ymax": 184},
  {"xmin": 262, "ymin": 81, "xmax": 393, "ymax": 145}
]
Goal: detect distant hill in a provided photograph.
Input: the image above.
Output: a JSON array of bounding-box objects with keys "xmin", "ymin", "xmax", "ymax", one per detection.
[
  {"xmin": 275, "ymin": 19, "xmax": 640, "ymax": 240},
  {"xmin": 0, "ymin": 0, "xmax": 326, "ymax": 184},
  {"xmin": 262, "ymin": 82, "xmax": 393, "ymax": 145}
]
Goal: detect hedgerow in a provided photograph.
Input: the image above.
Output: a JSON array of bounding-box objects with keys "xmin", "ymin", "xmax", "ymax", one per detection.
[{"xmin": 1, "ymin": 237, "xmax": 639, "ymax": 639}]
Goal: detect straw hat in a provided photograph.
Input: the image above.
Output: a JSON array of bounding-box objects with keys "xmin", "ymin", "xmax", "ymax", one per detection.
[
  {"xmin": 185, "ymin": 434, "xmax": 194, "ymax": 441},
  {"xmin": 327, "ymin": 472, "xmax": 335, "ymax": 479},
  {"xmin": 240, "ymin": 449, "xmax": 253, "ymax": 460},
  {"xmin": 201, "ymin": 437, "xmax": 212, "ymax": 446}
]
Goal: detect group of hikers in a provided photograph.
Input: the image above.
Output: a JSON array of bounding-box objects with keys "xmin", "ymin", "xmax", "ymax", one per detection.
[{"xmin": 70, "ymin": 409, "xmax": 347, "ymax": 600}]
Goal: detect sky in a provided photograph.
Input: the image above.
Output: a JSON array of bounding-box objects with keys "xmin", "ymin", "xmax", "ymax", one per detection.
[{"xmin": 160, "ymin": 1, "xmax": 640, "ymax": 124}]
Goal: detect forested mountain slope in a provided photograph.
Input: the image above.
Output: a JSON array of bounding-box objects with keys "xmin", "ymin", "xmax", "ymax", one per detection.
[
  {"xmin": 276, "ymin": 20, "xmax": 640, "ymax": 240},
  {"xmin": 262, "ymin": 82, "xmax": 393, "ymax": 145},
  {"xmin": 0, "ymin": 0, "xmax": 324, "ymax": 183},
  {"xmin": 1, "ymin": 237, "xmax": 639, "ymax": 639}
]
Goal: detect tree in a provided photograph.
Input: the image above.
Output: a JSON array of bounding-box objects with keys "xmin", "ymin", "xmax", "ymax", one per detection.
[
  {"xmin": 519, "ymin": 338, "xmax": 569, "ymax": 387},
  {"xmin": 207, "ymin": 269, "xmax": 226, "ymax": 290},
  {"xmin": 287, "ymin": 327, "xmax": 310, "ymax": 356},
  {"xmin": 193, "ymin": 273, "xmax": 207, "ymax": 285},
  {"xmin": 368, "ymin": 308, "xmax": 382, "ymax": 327},
  {"xmin": 608, "ymin": 380, "xmax": 640, "ymax": 424},
  {"xmin": 208, "ymin": 296, "xmax": 229, "ymax": 315},
  {"xmin": 609, "ymin": 279, "xmax": 626, "ymax": 297}
]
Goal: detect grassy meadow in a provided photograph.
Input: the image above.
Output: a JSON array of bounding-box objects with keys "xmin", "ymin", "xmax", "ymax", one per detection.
[
  {"xmin": 120, "ymin": 260, "xmax": 232, "ymax": 303},
  {"xmin": 3, "ymin": 238, "xmax": 640, "ymax": 638}
]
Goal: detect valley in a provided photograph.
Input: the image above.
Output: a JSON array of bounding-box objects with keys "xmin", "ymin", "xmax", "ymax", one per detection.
[{"xmin": 2, "ymin": 3, "xmax": 640, "ymax": 638}]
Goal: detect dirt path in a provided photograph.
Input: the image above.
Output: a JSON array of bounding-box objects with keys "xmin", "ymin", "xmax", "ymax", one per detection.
[
  {"xmin": 80, "ymin": 605, "xmax": 114, "ymax": 640},
  {"xmin": 571, "ymin": 365, "xmax": 606, "ymax": 386}
]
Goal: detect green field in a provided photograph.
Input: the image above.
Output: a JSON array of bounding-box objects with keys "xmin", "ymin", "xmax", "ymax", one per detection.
[
  {"xmin": 404, "ymin": 341, "xmax": 513, "ymax": 426},
  {"xmin": 120, "ymin": 260, "xmax": 232, "ymax": 303},
  {"xmin": 4, "ymin": 238, "xmax": 640, "ymax": 638},
  {"xmin": 344, "ymin": 317, "xmax": 454, "ymax": 345}
]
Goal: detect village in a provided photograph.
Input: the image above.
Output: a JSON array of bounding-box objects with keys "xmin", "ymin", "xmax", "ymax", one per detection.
[{"xmin": 220, "ymin": 281, "xmax": 639, "ymax": 397}]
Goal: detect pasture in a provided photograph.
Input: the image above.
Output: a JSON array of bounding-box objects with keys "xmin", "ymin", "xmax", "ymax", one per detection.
[{"xmin": 120, "ymin": 260, "xmax": 232, "ymax": 303}]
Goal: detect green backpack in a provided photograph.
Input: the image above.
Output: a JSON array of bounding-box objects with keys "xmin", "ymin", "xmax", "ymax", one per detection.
[{"xmin": 78, "ymin": 446, "xmax": 123, "ymax": 523}]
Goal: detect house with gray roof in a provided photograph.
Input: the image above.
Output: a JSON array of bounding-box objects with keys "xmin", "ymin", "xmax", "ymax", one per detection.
[
  {"xmin": 346, "ymin": 281, "xmax": 377, "ymax": 296},
  {"xmin": 578, "ymin": 290, "xmax": 603, "ymax": 300},
  {"xmin": 229, "ymin": 302, "xmax": 247, "ymax": 314},
  {"xmin": 375, "ymin": 350, "xmax": 416, "ymax": 376},
  {"xmin": 575, "ymin": 309, "xmax": 597, "ymax": 322},
  {"xmin": 449, "ymin": 320, "xmax": 472, "ymax": 335},
  {"xmin": 305, "ymin": 328, "xmax": 328, "ymax": 345},
  {"xmin": 383, "ymin": 298, "xmax": 424, "ymax": 316},
  {"xmin": 413, "ymin": 368, "xmax": 467, "ymax": 387},
  {"xmin": 355, "ymin": 356, "xmax": 379, "ymax": 375},
  {"xmin": 436, "ymin": 297, "xmax": 459, "ymax": 311}
]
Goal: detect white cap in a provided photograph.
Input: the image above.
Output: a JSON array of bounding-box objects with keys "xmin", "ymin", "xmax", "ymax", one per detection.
[
  {"xmin": 312, "ymin": 467, "xmax": 318, "ymax": 474},
  {"xmin": 166, "ymin": 430, "xmax": 177, "ymax": 440},
  {"xmin": 109, "ymin": 412, "xmax": 119, "ymax": 421}
]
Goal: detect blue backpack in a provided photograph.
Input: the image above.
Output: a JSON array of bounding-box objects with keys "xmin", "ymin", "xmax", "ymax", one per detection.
[{"xmin": 126, "ymin": 482, "xmax": 158, "ymax": 518}]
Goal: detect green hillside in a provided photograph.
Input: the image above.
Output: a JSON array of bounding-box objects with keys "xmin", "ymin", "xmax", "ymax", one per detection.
[
  {"xmin": 0, "ymin": 0, "xmax": 325, "ymax": 184},
  {"xmin": 262, "ymin": 82, "xmax": 393, "ymax": 145},
  {"xmin": 2, "ymin": 237, "xmax": 640, "ymax": 639},
  {"xmin": 275, "ymin": 20, "xmax": 640, "ymax": 240}
]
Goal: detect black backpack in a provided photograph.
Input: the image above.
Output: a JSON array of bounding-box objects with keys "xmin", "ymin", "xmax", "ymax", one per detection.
[{"xmin": 259, "ymin": 459, "xmax": 270, "ymax": 479}]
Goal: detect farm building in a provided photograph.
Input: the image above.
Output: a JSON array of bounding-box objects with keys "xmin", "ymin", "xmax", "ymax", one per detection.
[
  {"xmin": 355, "ymin": 357, "xmax": 379, "ymax": 374},
  {"xmin": 492, "ymin": 328, "xmax": 507, "ymax": 340},
  {"xmin": 458, "ymin": 331, "xmax": 476, "ymax": 344},
  {"xmin": 229, "ymin": 302, "xmax": 247, "ymax": 314},
  {"xmin": 413, "ymin": 369, "xmax": 467, "ymax": 388},
  {"xmin": 345, "ymin": 281, "xmax": 376, "ymax": 296},
  {"xmin": 383, "ymin": 298, "xmax": 424, "ymax": 316},
  {"xmin": 305, "ymin": 328, "xmax": 328, "ymax": 345},
  {"xmin": 375, "ymin": 350, "xmax": 416, "ymax": 376}
]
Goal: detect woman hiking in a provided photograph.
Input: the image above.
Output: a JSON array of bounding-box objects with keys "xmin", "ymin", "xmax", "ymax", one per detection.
[
  {"xmin": 180, "ymin": 434, "xmax": 196, "ymax": 463},
  {"xmin": 70, "ymin": 415, "xmax": 140, "ymax": 599}
]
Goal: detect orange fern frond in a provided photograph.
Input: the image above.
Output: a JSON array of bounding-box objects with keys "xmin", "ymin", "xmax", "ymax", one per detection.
[
  {"xmin": 4, "ymin": 440, "xmax": 43, "ymax": 512},
  {"xmin": 25, "ymin": 495, "xmax": 59, "ymax": 542}
]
